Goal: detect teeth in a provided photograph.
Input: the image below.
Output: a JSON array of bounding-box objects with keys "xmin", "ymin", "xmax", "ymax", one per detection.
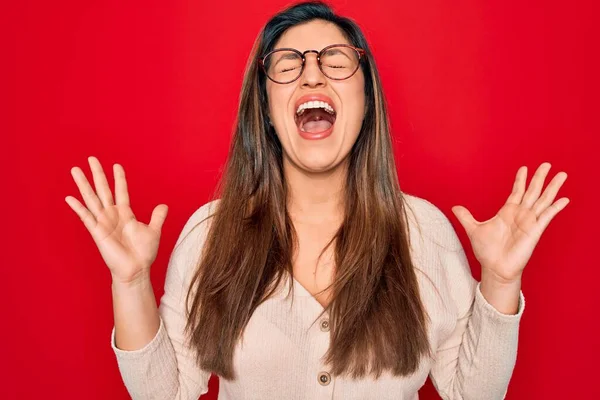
[{"xmin": 296, "ymin": 101, "xmax": 336, "ymax": 116}]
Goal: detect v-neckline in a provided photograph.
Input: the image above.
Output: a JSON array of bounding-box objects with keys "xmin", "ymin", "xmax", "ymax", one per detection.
[{"xmin": 291, "ymin": 275, "xmax": 328, "ymax": 312}]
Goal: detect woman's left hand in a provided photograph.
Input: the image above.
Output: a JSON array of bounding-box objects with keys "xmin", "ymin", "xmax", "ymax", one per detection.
[{"xmin": 451, "ymin": 162, "xmax": 570, "ymax": 285}]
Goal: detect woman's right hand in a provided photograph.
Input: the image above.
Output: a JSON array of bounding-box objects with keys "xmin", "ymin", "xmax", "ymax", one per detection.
[{"xmin": 65, "ymin": 156, "xmax": 169, "ymax": 285}]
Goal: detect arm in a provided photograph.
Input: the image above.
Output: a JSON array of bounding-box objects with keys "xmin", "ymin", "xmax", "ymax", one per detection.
[
  {"xmin": 110, "ymin": 201, "xmax": 218, "ymax": 400},
  {"xmin": 428, "ymin": 211, "xmax": 525, "ymax": 400}
]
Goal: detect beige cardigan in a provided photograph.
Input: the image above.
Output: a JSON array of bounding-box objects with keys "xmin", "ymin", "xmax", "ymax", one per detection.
[{"xmin": 110, "ymin": 194, "xmax": 524, "ymax": 400}]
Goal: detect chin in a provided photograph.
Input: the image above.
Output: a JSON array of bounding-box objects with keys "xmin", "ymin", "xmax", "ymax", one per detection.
[{"xmin": 293, "ymin": 143, "xmax": 349, "ymax": 173}]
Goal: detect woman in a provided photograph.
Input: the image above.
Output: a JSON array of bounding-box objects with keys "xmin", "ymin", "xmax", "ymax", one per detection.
[{"xmin": 66, "ymin": 1, "xmax": 569, "ymax": 399}]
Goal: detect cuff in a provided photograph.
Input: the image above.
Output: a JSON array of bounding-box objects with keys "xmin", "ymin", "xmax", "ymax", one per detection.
[
  {"xmin": 110, "ymin": 317, "xmax": 167, "ymax": 359},
  {"xmin": 474, "ymin": 281, "xmax": 525, "ymax": 322}
]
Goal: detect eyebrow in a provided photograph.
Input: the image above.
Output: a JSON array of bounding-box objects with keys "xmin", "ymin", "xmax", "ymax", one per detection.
[
  {"xmin": 321, "ymin": 47, "xmax": 352, "ymax": 62},
  {"xmin": 270, "ymin": 46, "xmax": 353, "ymax": 68},
  {"xmin": 272, "ymin": 51, "xmax": 300, "ymax": 69}
]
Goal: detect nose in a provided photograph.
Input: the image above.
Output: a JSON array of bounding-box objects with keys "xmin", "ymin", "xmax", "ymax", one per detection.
[{"xmin": 299, "ymin": 51, "xmax": 326, "ymax": 88}]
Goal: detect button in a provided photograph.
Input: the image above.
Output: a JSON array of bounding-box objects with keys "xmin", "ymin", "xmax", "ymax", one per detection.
[
  {"xmin": 319, "ymin": 319, "xmax": 330, "ymax": 332},
  {"xmin": 318, "ymin": 371, "xmax": 331, "ymax": 386}
]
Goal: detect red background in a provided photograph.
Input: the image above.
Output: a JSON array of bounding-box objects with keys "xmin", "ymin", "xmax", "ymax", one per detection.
[{"xmin": 4, "ymin": 0, "xmax": 598, "ymax": 398}]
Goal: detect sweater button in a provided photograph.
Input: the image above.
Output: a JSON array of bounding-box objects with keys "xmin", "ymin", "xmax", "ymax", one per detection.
[
  {"xmin": 319, "ymin": 319, "xmax": 330, "ymax": 332},
  {"xmin": 318, "ymin": 371, "xmax": 331, "ymax": 386}
]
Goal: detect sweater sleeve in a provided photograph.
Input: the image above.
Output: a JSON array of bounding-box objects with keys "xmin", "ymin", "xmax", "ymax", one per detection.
[
  {"xmin": 109, "ymin": 201, "xmax": 218, "ymax": 400},
  {"xmin": 427, "ymin": 207, "xmax": 525, "ymax": 400}
]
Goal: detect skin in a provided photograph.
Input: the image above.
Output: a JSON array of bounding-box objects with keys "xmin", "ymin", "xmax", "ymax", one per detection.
[
  {"xmin": 267, "ymin": 19, "xmax": 365, "ymax": 225},
  {"xmin": 266, "ymin": 20, "xmax": 366, "ymax": 305},
  {"xmin": 452, "ymin": 163, "xmax": 569, "ymax": 314}
]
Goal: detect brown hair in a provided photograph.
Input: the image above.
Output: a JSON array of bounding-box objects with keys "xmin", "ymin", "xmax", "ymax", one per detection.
[{"xmin": 181, "ymin": 1, "xmax": 431, "ymax": 381}]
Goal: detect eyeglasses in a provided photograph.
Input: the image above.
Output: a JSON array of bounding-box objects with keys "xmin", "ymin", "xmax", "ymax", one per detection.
[{"xmin": 258, "ymin": 44, "xmax": 366, "ymax": 84}]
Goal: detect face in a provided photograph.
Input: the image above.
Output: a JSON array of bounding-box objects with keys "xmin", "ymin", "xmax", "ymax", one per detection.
[{"xmin": 265, "ymin": 19, "xmax": 366, "ymax": 174}]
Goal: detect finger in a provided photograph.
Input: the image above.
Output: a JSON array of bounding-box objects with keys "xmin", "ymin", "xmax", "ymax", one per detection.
[
  {"xmin": 114, "ymin": 163, "xmax": 131, "ymax": 207},
  {"xmin": 65, "ymin": 195, "xmax": 99, "ymax": 238},
  {"xmin": 70, "ymin": 166, "xmax": 104, "ymax": 218},
  {"xmin": 535, "ymin": 197, "xmax": 570, "ymax": 234},
  {"xmin": 532, "ymin": 171, "xmax": 568, "ymax": 217},
  {"xmin": 505, "ymin": 166, "xmax": 527, "ymax": 205},
  {"xmin": 88, "ymin": 156, "xmax": 115, "ymax": 208},
  {"xmin": 149, "ymin": 204, "xmax": 169, "ymax": 234},
  {"xmin": 451, "ymin": 205, "xmax": 478, "ymax": 237},
  {"xmin": 521, "ymin": 162, "xmax": 552, "ymax": 209}
]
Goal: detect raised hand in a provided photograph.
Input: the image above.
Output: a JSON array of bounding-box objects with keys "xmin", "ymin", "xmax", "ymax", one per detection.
[
  {"xmin": 451, "ymin": 162, "xmax": 569, "ymax": 284},
  {"xmin": 65, "ymin": 156, "xmax": 169, "ymax": 285}
]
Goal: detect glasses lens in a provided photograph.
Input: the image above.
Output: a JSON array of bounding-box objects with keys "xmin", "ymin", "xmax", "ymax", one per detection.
[
  {"xmin": 262, "ymin": 46, "xmax": 361, "ymax": 83},
  {"xmin": 320, "ymin": 45, "xmax": 360, "ymax": 80},
  {"xmin": 263, "ymin": 50, "xmax": 303, "ymax": 83}
]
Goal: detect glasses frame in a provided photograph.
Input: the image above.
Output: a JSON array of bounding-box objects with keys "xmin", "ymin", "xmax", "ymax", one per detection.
[{"xmin": 258, "ymin": 43, "xmax": 367, "ymax": 84}]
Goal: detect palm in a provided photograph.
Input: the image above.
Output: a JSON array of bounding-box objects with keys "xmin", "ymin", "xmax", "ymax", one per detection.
[
  {"xmin": 93, "ymin": 204, "xmax": 161, "ymax": 280},
  {"xmin": 66, "ymin": 157, "xmax": 168, "ymax": 284},
  {"xmin": 463, "ymin": 203, "xmax": 540, "ymax": 281},
  {"xmin": 452, "ymin": 163, "xmax": 569, "ymax": 283}
]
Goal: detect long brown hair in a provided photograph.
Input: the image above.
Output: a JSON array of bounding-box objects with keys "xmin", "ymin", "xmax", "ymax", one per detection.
[{"xmin": 181, "ymin": 0, "xmax": 431, "ymax": 381}]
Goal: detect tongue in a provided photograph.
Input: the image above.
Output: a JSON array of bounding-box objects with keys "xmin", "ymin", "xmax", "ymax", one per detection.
[
  {"xmin": 302, "ymin": 119, "xmax": 332, "ymax": 133},
  {"xmin": 298, "ymin": 108, "xmax": 335, "ymax": 133}
]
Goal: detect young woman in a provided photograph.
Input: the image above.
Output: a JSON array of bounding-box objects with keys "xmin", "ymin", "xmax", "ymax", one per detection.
[{"xmin": 66, "ymin": 1, "xmax": 569, "ymax": 399}]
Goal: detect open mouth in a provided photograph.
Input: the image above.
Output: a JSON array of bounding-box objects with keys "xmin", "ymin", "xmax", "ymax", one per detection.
[{"xmin": 294, "ymin": 101, "xmax": 337, "ymax": 135}]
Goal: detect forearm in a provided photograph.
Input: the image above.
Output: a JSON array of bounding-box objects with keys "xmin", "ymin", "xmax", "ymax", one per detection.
[
  {"xmin": 480, "ymin": 271, "xmax": 522, "ymax": 315},
  {"xmin": 111, "ymin": 275, "xmax": 161, "ymax": 351},
  {"xmin": 438, "ymin": 283, "xmax": 525, "ymax": 399}
]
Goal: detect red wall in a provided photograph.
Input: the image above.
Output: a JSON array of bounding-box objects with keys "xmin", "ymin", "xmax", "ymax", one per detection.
[{"xmin": 4, "ymin": 0, "xmax": 597, "ymax": 398}]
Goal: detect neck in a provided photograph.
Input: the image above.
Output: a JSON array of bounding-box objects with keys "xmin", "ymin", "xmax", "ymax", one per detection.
[{"xmin": 284, "ymin": 158, "xmax": 347, "ymax": 225}]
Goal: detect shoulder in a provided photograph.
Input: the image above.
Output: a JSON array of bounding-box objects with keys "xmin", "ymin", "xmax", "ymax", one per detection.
[
  {"xmin": 171, "ymin": 198, "xmax": 221, "ymax": 262},
  {"xmin": 401, "ymin": 192, "xmax": 462, "ymax": 252},
  {"xmin": 186, "ymin": 198, "xmax": 221, "ymax": 227},
  {"xmin": 168, "ymin": 199, "xmax": 221, "ymax": 284},
  {"xmin": 175, "ymin": 199, "xmax": 221, "ymax": 246},
  {"xmin": 402, "ymin": 192, "xmax": 446, "ymax": 224}
]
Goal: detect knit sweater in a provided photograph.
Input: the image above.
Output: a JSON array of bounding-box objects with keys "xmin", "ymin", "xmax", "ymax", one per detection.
[{"xmin": 110, "ymin": 194, "xmax": 525, "ymax": 400}]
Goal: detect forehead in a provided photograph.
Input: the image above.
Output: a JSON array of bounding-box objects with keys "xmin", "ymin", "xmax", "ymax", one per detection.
[{"xmin": 273, "ymin": 19, "xmax": 351, "ymax": 51}]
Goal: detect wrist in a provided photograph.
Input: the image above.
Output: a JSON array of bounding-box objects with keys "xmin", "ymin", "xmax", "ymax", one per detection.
[
  {"xmin": 480, "ymin": 273, "xmax": 522, "ymax": 315},
  {"xmin": 111, "ymin": 272, "xmax": 152, "ymax": 291},
  {"xmin": 480, "ymin": 264, "xmax": 523, "ymax": 286}
]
